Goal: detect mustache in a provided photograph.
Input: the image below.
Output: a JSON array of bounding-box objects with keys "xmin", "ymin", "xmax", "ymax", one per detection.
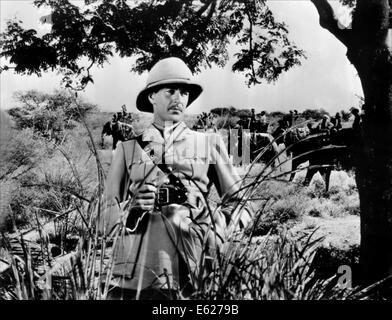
[{"xmin": 169, "ymin": 103, "xmax": 184, "ymax": 111}]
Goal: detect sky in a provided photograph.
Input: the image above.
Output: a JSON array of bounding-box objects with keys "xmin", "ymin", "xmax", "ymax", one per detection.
[{"xmin": 0, "ymin": 0, "xmax": 363, "ymax": 115}]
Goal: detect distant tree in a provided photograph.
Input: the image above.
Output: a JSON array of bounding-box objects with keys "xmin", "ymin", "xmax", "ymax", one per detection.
[
  {"xmin": 210, "ymin": 107, "xmax": 231, "ymax": 116},
  {"xmin": 340, "ymin": 110, "xmax": 351, "ymax": 122},
  {"xmin": 8, "ymin": 90, "xmax": 97, "ymax": 140},
  {"xmin": 229, "ymin": 106, "xmax": 238, "ymax": 116},
  {"xmin": 236, "ymin": 109, "xmax": 252, "ymax": 117},
  {"xmin": 269, "ymin": 111, "xmax": 285, "ymax": 118},
  {"xmin": 214, "ymin": 114, "xmax": 240, "ymax": 129},
  {"xmin": 301, "ymin": 108, "xmax": 330, "ymax": 120}
]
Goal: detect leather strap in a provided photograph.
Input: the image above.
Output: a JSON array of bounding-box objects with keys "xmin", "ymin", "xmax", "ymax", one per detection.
[{"xmin": 134, "ymin": 134, "xmax": 187, "ymax": 192}]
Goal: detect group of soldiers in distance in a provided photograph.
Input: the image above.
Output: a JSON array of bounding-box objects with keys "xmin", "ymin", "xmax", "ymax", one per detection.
[
  {"xmin": 104, "ymin": 104, "xmax": 362, "ymax": 151},
  {"xmin": 194, "ymin": 107, "xmax": 361, "ymax": 139},
  {"xmin": 193, "ymin": 108, "xmax": 269, "ymax": 134}
]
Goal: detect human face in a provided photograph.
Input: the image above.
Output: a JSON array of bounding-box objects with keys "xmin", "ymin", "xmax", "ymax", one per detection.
[{"xmin": 149, "ymin": 85, "xmax": 189, "ymax": 126}]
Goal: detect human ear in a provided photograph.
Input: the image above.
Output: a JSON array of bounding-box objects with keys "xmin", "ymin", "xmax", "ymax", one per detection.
[{"xmin": 148, "ymin": 92, "xmax": 155, "ymax": 105}]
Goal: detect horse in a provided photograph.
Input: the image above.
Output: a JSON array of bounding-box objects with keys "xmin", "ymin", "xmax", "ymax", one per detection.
[
  {"xmin": 249, "ymin": 132, "xmax": 289, "ymax": 177},
  {"xmin": 228, "ymin": 129, "xmax": 284, "ymax": 169},
  {"xmin": 285, "ymin": 126, "xmax": 356, "ymax": 191},
  {"xmin": 101, "ymin": 121, "xmax": 135, "ymax": 150}
]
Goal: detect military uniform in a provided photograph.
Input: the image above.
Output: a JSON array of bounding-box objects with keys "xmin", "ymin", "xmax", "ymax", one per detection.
[{"xmin": 100, "ymin": 121, "xmax": 253, "ymax": 292}]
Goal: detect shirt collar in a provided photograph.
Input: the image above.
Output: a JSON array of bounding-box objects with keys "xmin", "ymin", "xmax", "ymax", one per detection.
[{"xmin": 142, "ymin": 121, "xmax": 191, "ymax": 143}]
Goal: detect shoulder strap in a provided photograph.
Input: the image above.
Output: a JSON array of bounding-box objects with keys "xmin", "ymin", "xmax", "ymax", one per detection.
[
  {"xmin": 134, "ymin": 135, "xmax": 186, "ymax": 190},
  {"xmin": 135, "ymin": 134, "xmax": 149, "ymax": 150}
]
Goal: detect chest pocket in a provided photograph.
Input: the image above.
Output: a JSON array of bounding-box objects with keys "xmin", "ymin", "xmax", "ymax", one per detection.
[
  {"xmin": 122, "ymin": 140, "xmax": 156, "ymax": 185},
  {"xmin": 176, "ymin": 138, "xmax": 209, "ymax": 180}
]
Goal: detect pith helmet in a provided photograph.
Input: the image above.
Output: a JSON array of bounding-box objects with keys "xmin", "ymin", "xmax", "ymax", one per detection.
[{"xmin": 136, "ymin": 57, "xmax": 203, "ymax": 113}]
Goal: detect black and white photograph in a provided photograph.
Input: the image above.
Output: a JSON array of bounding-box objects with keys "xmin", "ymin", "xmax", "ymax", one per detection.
[{"xmin": 0, "ymin": 0, "xmax": 392, "ymax": 306}]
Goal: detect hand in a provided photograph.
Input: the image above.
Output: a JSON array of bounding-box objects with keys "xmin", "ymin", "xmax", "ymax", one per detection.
[{"xmin": 131, "ymin": 182, "xmax": 157, "ymax": 212}]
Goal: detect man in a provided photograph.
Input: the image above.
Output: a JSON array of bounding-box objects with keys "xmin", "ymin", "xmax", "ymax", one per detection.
[
  {"xmin": 258, "ymin": 111, "xmax": 268, "ymax": 133},
  {"xmin": 100, "ymin": 57, "xmax": 253, "ymax": 299},
  {"xmin": 273, "ymin": 119, "xmax": 288, "ymax": 145},
  {"xmin": 317, "ymin": 115, "xmax": 334, "ymax": 133},
  {"xmin": 249, "ymin": 108, "xmax": 257, "ymax": 133},
  {"xmin": 288, "ymin": 110, "xmax": 294, "ymax": 127},
  {"xmin": 331, "ymin": 112, "xmax": 342, "ymax": 130},
  {"xmin": 351, "ymin": 107, "xmax": 361, "ymax": 133},
  {"xmin": 121, "ymin": 104, "xmax": 127, "ymax": 117}
]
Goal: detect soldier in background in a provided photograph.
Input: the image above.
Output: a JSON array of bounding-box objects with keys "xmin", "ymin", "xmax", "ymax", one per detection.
[
  {"xmin": 258, "ymin": 111, "xmax": 268, "ymax": 133},
  {"xmin": 351, "ymin": 107, "xmax": 361, "ymax": 133},
  {"xmin": 317, "ymin": 115, "xmax": 334, "ymax": 133},
  {"xmin": 331, "ymin": 112, "xmax": 342, "ymax": 130},
  {"xmin": 273, "ymin": 119, "xmax": 289, "ymax": 145},
  {"xmin": 288, "ymin": 110, "xmax": 295, "ymax": 127}
]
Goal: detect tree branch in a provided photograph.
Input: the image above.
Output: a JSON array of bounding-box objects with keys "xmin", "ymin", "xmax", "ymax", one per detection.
[
  {"xmin": 245, "ymin": 9, "xmax": 258, "ymax": 83},
  {"xmin": 310, "ymin": 0, "xmax": 352, "ymax": 47},
  {"xmin": 196, "ymin": 0, "xmax": 215, "ymax": 16}
]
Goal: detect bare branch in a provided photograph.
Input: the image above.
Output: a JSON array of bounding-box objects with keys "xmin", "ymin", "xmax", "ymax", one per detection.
[{"xmin": 311, "ymin": 0, "xmax": 352, "ymax": 47}]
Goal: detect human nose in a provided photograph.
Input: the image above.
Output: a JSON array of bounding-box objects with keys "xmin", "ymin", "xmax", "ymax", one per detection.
[
  {"xmin": 172, "ymin": 89, "xmax": 182, "ymax": 99},
  {"xmin": 172, "ymin": 89, "xmax": 187, "ymax": 105}
]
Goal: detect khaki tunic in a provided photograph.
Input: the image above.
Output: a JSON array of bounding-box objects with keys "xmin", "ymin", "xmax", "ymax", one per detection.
[{"xmin": 100, "ymin": 122, "xmax": 252, "ymax": 291}]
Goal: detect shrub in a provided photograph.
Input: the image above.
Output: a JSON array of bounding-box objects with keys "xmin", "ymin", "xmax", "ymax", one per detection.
[
  {"xmin": 0, "ymin": 181, "xmax": 16, "ymax": 231},
  {"xmin": 301, "ymin": 108, "xmax": 330, "ymax": 120},
  {"xmin": 344, "ymin": 203, "xmax": 360, "ymax": 216},
  {"xmin": 311, "ymin": 244, "xmax": 360, "ymax": 284},
  {"xmin": 7, "ymin": 90, "xmax": 98, "ymax": 141},
  {"xmin": 0, "ymin": 128, "xmax": 46, "ymax": 181},
  {"xmin": 214, "ymin": 114, "xmax": 239, "ymax": 129},
  {"xmin": 308, "ymin": 209, "xmax": 322, "ymax": 217}
]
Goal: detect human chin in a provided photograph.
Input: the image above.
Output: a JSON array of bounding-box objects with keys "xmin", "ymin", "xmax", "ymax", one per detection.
[
  {"xmin": 169, "ymin": 112, "xmax": 184, "ymax": 122},
  {"xmin": 165, "ymin": 112, "xmax": 182, "ymax": 123}
]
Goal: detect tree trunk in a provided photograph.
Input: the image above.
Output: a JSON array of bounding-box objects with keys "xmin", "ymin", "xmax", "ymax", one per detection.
[
  {"xmin": 350, "ymin": 46, "xmax": 392, "ymax": 285},
  {"xmin": 311, "ymin": 0, "xmax": 392, "ymax": 285},
  {"xmin": 346, "ymin": 0, "xmax": 392, "ymax": 285}
]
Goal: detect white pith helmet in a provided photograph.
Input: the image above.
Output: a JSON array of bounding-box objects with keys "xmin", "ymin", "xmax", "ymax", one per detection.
[{"xmin": 136, "ymin": 57, "xmax": 203, "ymax": 113}]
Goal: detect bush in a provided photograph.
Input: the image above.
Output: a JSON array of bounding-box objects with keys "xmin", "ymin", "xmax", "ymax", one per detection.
[
  {"xmin": 308, "ymin": 208, "xmax": 322, "ymax": 217},
  {"xmin": 214, "ymin": 114, "xmax": 239, "ymax": 129},
  {"xmin": 7, "ymin": 90, "xmax": 98, "ymax": 141},
  {"xmin": 269, "ymin": 111, "xmax": 285, "ymax": 118},
  {"xmin": 301, "ymin": 108, "xmax": 330, "ymax": 121},
  {"xmin": 311, "ymin": 244, "xmax": 360, "ymax": 285},
  {"xmin": 0, "ymin": 181, "xmax": 17, "ymax": 231},
  {"xmin": 0, "ymin": 128, "xmax": 46, "ymax": 181}
]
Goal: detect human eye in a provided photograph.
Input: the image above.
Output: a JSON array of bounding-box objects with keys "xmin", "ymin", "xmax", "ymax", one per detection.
[{"xmin": 179, "ymin": 88, "xmax": 189, "ymax": 96}]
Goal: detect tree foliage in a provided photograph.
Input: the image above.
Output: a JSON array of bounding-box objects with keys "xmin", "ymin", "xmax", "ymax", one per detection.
[
  {"xmin": 210, "ymin": 106, "xmax": 239, "ymax": 116},
  {"xmin": 340, "ymin": 109, "xmax": 351, "ymax": 122},
  {"xmin": 0, "ymin": 0, "xmax": 305, "ymax": 89},
  {"xmin": 301, "ymin": 108, "xmax": 330, "ymax": 120},
  {"xmin": 8, "ymin": 90, "xmax": 98, "ymax": 138}
]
